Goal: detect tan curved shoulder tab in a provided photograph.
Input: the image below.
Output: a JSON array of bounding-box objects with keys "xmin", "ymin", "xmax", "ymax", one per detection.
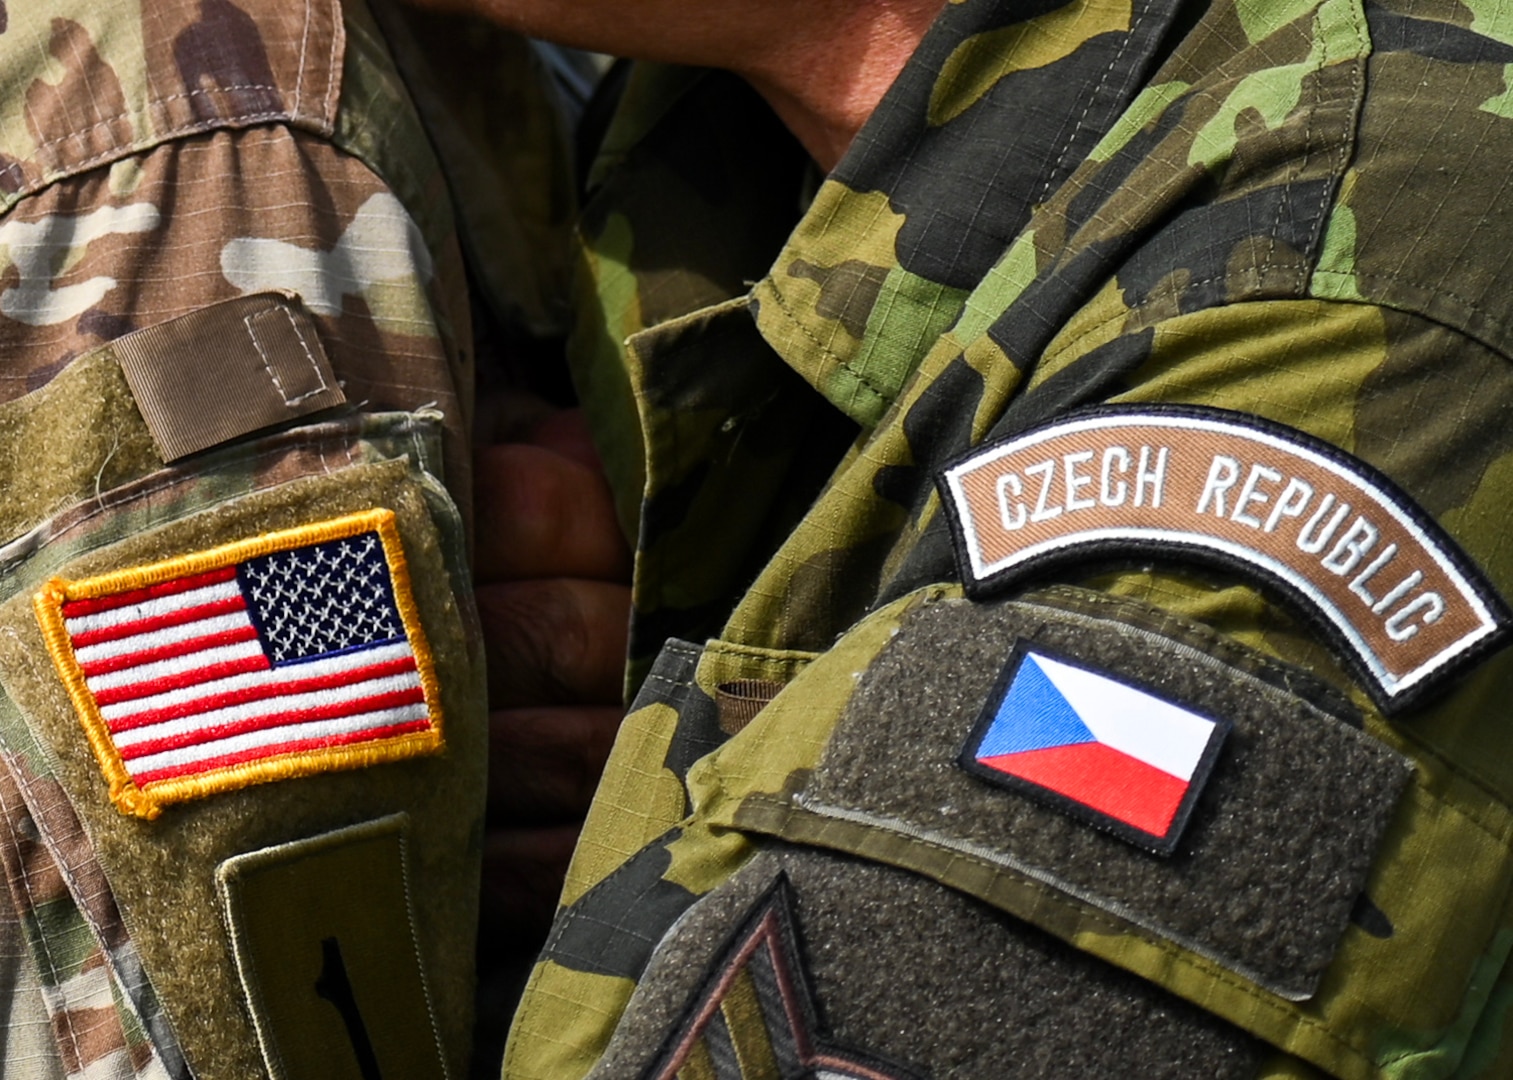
[{"xmin": 939, "ymin": 406, "xmax": 1511, "ymax": 712}]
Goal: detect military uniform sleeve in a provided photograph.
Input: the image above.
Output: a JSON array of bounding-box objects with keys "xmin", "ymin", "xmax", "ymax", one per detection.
[
  {"xmin": 504, "ymin": 0, "xmax": 1513, "ymax": 1076},
  {"xmin": 0, "ymin": 2, "xmax": 530, "ymax": 1077}
]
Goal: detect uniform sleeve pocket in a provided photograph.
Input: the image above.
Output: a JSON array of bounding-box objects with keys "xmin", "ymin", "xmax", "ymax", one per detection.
[
  {"xmin": 0, "ymin": 342, "xmax": 484, "ymax": 1080},
  {"xmin": 734, "ymin": 591, "xmax": 1414, "ymax": 1004}
]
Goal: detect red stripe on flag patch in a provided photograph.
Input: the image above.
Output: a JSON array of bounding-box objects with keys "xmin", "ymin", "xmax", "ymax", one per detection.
[
  {"xmin": 68, "ymin": 595, "xmax": 248, "ymax": 648},
  {"xmin": 117, "ymin": 687, "xmax": 429, "ymax": 761},
  {"xmin": 979, "ymin": 742, "xmax": 1190, "ymax": 838},
  {"xmin": 79, "ymin": 626, "xmax": 261, "ymax": 677},
  {"xmin": 106, "ymin": 656, "xmax": 421, "ymax": 733},
  {"xmin": 129, "ymin": 719, "xmax": 436, "ymax": 786},
  {"xmin": 90, "ymin": 655, "xmax": 273, "ymax": 706},
  {"xmin": 60, "ymin": 566, "xmax": 238, "ymax": 618}
]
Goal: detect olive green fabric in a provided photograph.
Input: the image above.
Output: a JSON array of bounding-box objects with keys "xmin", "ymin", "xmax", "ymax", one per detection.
[
  {"xmin": 785, "ymin": 594, "xmax": 1413, "ymax": 1000},
  {"xmin": 363, "ymin": 0, "xmax": 577, "ymax": 344},
  {"xmin": 218, "ymin": 814, "xmax": 448, "ymax": 1080},
  {"xmin": 0, "ymin": 349, "xmax": 161, "ymax": 548},
  {"xmin": 509, "ymin": 0, "xmax": 1513, "ymax": 1074},
  {"xmin": 589, "ymin": 848, "xmax": 1266, "ymax": 1079}
]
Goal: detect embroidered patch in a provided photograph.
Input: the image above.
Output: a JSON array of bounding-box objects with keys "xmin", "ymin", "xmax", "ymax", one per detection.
[
  {"xmin": 647, "ymin": 876, "xmax": 920, "ymax": 1080},
  {"xmin": 33, "ymin": 510, "xmax": 444, "ymax": 820},
  {"xmin": 958, "ymin": 643, "xmax": 1229, "ymax": 855},
  {"xmin": 938, "ymin": 405, "xmax": 1510, "ymax": 713}
]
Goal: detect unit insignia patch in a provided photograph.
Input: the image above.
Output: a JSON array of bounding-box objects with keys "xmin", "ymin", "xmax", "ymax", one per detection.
[
  {"xmin": 34, "ymin": 509, "xmax": 444, "ymax": 819},
  {"xmin": 959, "ymin": 643, "xmax": 1229, "ymax": 854},
  {"xmin": 647, "ymin": 876, "xmax": 919, "ymax": 1080},
  {"xmin": 937, "ymin": 405, "xmax": 1510, "ymax": 712}
]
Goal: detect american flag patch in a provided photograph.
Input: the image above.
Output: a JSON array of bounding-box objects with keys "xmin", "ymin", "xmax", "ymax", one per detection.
[{"xmin": 33, "ymin": 509, "xmax": 444, "ymax": 819}]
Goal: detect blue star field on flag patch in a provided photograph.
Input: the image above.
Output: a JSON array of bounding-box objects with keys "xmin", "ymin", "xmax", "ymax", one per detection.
[
  {"xmin": 238, "ymin": 531, "xmax": 405, "ymax": 665},
  {"xmin": 34, "ymin": 509, "xmax": 443, "ymax": 819}
]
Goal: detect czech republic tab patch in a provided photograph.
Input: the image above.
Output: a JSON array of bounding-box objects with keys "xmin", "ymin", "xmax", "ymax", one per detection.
[
  {"xmin": 33, "ymin": 510, "xmax": 444, "ymax": 820},
  {"xmin": 938, "ymin": 405, "xmax": 1510, "ymax": 713},
  {"xmin": 960, "ymin": 644, "xmax": 1229, "ymax": 854}
]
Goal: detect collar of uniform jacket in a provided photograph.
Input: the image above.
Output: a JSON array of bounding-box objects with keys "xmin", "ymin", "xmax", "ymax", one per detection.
[
  {"xmin": 580, "ymin": 0, "xmax": 1191, "ymax": 430},
  {"xmin": 752, "ymin": 0, "xmax": 1191, "ymax": 429}
]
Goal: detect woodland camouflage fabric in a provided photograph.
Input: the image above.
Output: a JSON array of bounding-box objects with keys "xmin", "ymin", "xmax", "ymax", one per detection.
[
  {"xmin": 0, "ymin": 0, "xmax": 565, "ymax": 1077},
  {"xmin": 508, "ymin": 0, "xmax": 1513, "ymax": 1076}
]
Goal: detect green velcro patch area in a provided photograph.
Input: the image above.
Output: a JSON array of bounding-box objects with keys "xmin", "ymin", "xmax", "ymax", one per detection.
[
  {"xmin": 751, "ymin": 595, "xmax": 1412, "ymax": 1001},
  {"xmin": 589, "ymin": 846, "xmax": 1265, "ymax": 1079},
  {"xmin": 217, "ymin": 814, "xmax": 447, "ymax": 1080},
  {"xmin": 0, "ymin": 456, "xmax": 485, "ymax": 1080}
]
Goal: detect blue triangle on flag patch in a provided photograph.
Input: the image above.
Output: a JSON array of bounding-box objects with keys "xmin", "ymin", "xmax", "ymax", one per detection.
[
  {"xmin": 958, "ymin": 641, "xmax": 1231, "ymax": 855},
  {"xmin": 975, "ymin": 655, "xmax": 1097, "ymax": 757}
]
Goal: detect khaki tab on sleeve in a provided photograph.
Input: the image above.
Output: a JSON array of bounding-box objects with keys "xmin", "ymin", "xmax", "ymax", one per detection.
[
  {"xmin": 216, "ymin": 814, "xmax": 449, "ymax": 1080},
  {"xmin": 113, "ymin": 292, "xmax": 346, "ymax": 462},
  {"xmin": 938, "ymin": 405, "xmax": 1511, "ymax": 712}
]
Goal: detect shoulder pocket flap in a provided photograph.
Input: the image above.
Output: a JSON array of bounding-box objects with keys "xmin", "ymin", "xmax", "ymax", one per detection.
[{"xmin": 734, "ymin": 595, "xmax": 1412, "ymax": 1002}]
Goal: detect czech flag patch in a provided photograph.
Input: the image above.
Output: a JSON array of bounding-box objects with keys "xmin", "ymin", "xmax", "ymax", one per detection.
[{"xmin": 959, "ymin": 644, "xmax": 1230, "ymax": 855}]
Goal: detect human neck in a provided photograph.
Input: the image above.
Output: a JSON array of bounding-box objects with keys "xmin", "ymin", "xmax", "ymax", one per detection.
[
  {"xmin": 729, "ymin": 0, "xmax": 946, "ymax": 171},
  {"xmin": 425, "ymin": 0, "xmax": 946, "ymax": 171}
]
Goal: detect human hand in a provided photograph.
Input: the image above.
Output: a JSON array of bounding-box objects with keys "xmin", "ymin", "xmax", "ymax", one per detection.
[{"xmin": 472, "ymin": 409, "xmax": 632, "ymax": 958}]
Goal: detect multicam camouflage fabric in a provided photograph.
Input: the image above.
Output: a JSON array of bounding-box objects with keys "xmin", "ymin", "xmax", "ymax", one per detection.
[
  {"xmin": 0, "ymin": 0, "xmax": 482, "ymax": 482},
  {"xmin": 508, "ymin": 0, "xmax": 1513, "ymax": 1076}
]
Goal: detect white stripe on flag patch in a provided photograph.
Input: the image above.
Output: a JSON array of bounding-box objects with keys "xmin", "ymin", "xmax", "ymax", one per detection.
[
  {"xmin": 62, "ymin": 579, "xmax": 243, "ymax": 636},
  {"xmin": 99, "ymin": 641, "xmax": 418, "ymax": 721},
  {"xmin": 111, "ymin": 671, "xmax": 425, "ymax": 750},
  {"xmin": 1031, "ymin": 653, "xmax": 1216, "ymax": 781},
  {"xmin": 126, "ymin": 704, "xmax": 432, "ymax": 777},
  {"xmin": 82, "ymin": 640, "xmax": 267, "ymax": 693},
  {"xmin": 72, "ymin": 612, "xmax": 255, "ymax": 665}
]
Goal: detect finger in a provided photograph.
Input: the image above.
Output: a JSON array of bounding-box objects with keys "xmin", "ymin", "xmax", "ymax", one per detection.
[
  {"xmin": 488, "ymin": 706, "xmax": 623, "ymax": 825},
  {"xmin": 477, "ymin": 578, "xmax": 631, "ymax": 707},
  {"xmin": 478, "ymin": 824, "xmax": 580, "ymax": 956},
  {"xmin": 473, "ymin": 443, "xmax": 631, "ymax": 583},
  {"xmin": 524, "ymin": 408, "xmax": 605, "ymax": 473}
]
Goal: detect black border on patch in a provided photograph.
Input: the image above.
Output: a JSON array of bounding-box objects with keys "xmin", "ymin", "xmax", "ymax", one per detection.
[
  {"xmin": 934, "ymin": 403, "xmax": 1513, "ymax": 716},
  {"xmin": 956, "ymin": 639, "xmax": 1232, "ymax": 857}
]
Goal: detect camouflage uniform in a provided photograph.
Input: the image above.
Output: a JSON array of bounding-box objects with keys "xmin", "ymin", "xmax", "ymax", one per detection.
[
  {"xmin": 502, "ymin": 0, "xmax": 1513, "ymax": 1077},
  {"xmin": 0, "ymin": 1, "xmax": 572, "ymax": 1078}
]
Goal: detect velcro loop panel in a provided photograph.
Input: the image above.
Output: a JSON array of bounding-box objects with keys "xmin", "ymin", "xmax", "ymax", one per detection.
[
  {"xmin": 217, "ymin": 814, "xmax": 448, "ymax": 1080},
  {"xmin": 590, "ymin": 847, "xmax": 1265, "ymax": 1080},
  {"xmin": 750, "ymin": 595, "xmax": 1412, "ymax": 1001},
  {"xmin": 0, "ymin": 457, "xmax": 485, "ymax": 1080},
  {"xmin": 114, "ymin": 292, "xmax": 346, "ymax": 462}
]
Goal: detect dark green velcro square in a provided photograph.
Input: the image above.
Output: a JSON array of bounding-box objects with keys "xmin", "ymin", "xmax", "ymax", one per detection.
[{"xmin": 796, "ymin": 594, "xmax": 1412, "ymax": 1000}]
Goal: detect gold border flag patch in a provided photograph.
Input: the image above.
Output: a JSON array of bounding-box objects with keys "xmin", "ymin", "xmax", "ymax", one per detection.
[{"xmin": 34, "ymin": 510, "xmax": 444, "ymax": 819}]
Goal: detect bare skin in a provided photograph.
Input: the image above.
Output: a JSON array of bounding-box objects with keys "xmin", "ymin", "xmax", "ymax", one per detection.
[
  {"xmin": 472, "ymin": 411, "xmax": 631, "ymax": 951},
  {"xmin": 406, "ymin": 0, "xmax": 948, "ymax": 170}
]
